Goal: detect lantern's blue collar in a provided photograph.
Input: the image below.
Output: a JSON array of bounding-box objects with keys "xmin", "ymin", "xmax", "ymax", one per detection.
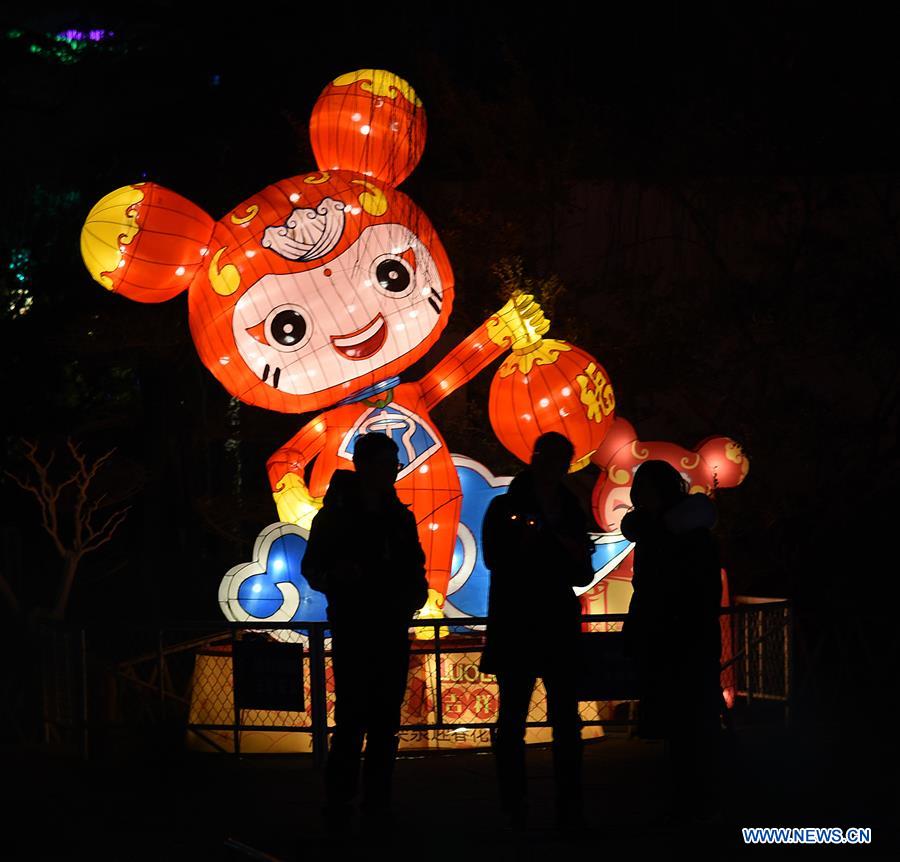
[{"xmin": 332, "ymin": 376, "xmax": 400, "ymax": 408}]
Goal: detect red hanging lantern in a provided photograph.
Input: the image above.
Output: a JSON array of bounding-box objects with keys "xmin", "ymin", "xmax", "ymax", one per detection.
[{"xmin": 489, "ymin": 331, "xmax": 615, "ymax": 470}]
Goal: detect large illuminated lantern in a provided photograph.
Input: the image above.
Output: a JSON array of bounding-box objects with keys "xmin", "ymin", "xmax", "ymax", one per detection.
[
  {"xmin": 489, "ymin": 336, "xmax": 615, "ymax": 470},
  {"xmin": 81, "ymin": 69, "xmax": 550, "ymax": 623},
  {"xmin": 82, "ymin": 69, "xmax": 751, "ymax": 752}
]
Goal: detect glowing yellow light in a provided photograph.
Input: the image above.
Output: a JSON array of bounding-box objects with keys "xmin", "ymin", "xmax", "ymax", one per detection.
[
  {"xmin": 539, "ymin": 397, "xmax": 550, "ymax": 408},
  {"xmin": 562, "ymin": 386, "xmax": 571, "ymax": 396},
  {"xmin": 289, "ymin": 193, "xmax": 300, "ymax": 203},
  {"xmin": 175, "ymin": 266, "xmax": 186, "ymax": 276},
  {"xmin": 272, "ymin": 473, "xmax": 322, "ymax": 532}
]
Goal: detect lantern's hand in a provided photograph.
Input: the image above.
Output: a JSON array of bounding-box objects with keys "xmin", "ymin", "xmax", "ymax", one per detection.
[
  {"xmin": 267, "ymin": 415, "xmax": 328, "ymax": 529},
  {"xmin": 413, "ymin": 588, "xmax": 450, "ymax": 640},
  {"xmin": 271, "ymin": 474, "xmax": 323, "ymax": 532},
  {"xmin": 418, "ymin": 292, "xmax": 551, "ymax": 410},
  {"xmin": 490, "ymin": 291, "xmax": 551, "ymax": 351}
]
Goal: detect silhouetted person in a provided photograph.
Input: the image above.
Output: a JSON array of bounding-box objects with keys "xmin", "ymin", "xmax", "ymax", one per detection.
[
  {"xmin": 480, "ymin": 432, "xmax": 595, "ymax": 831},
  {"xmin": 301, "ymin": 432, "xmax": 428, "ymax": 832},
  {"xmin": 621, "ymin": 459, "xmax": 722, "ymax": 820}
]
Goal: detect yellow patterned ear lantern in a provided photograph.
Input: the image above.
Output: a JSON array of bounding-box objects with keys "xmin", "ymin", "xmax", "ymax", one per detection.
[{"xmin": 81, "ymin": 183, "xmax": 214, "ymax": 303}]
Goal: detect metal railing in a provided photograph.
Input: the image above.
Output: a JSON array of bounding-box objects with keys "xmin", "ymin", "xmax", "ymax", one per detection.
[{"xmin": 37, "ymin": 601, "xmax": 791, "ymax": 763}]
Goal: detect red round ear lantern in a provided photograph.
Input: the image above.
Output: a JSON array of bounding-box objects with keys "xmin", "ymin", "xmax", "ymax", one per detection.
[
  {"xmin": 80, "ymin": 183, "xmax": 213, "ymax": 303},
  {"xmin": 488, "ymin": 310, "xmax": 615, "ymax": 470}
]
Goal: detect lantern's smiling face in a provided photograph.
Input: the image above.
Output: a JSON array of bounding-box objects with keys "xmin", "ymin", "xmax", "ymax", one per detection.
[{"xmin": 232, "ymin": 224, "xmax": 444, "ymax": 396}]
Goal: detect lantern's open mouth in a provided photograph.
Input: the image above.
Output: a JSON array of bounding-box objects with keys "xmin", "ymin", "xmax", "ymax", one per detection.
[{"xmin": 331, "ymin": 313, "xmax": 387, "ymax": 360}]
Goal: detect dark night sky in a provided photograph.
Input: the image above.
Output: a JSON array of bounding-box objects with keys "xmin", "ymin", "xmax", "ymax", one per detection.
[{"xmin": 1, "ymin": 4, "xmax": 898, "ymax": 641}]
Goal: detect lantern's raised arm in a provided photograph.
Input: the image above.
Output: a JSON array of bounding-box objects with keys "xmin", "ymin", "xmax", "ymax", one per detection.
[
  {"xmin": 266, "ymin": 414, "xmax": 329, "ymax": 530},
  {"xmin": 419, "ymin": 292, "xmax": 549, "ymax": 410}
]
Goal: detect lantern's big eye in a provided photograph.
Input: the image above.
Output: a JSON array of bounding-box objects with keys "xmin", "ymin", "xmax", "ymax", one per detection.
[
  {"xmin": 265, "ymin": 305, "xmax": 311, "ymax": 351},
  {"xmin": 373, "ymin": 255, "xmax": 413, "ymax": 297}
]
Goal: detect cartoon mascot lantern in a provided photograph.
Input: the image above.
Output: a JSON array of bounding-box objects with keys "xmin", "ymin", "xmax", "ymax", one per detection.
[{"xmin": 80, "ymin": 69, "xmax": 548, "ymax": 622}]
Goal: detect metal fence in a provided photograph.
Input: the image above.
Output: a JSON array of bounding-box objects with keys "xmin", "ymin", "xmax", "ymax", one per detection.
[{"xmin": 37, "ymin": 600, "xmax": 791, "ymax": 763}]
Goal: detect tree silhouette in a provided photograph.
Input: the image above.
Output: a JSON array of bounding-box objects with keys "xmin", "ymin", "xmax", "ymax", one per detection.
[{"xmin": 4, "ymin": 439, "xmax": 129, "ymax": 619}]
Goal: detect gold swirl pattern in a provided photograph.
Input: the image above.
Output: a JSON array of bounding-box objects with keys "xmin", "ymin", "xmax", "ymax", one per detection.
[
  {"xmin": 725, "ymin": 441, "xmax": 750, "ymax": 478},
  {"xmin": 333, "ymin": 69, "xmax": 423, "ymax": 107},
  {"xmin": 725, "ymin": 442, "xmax": 744, "ymax": 463},
  {"xmin": 681, "ymin": 453, "xmax": 701, "ymax": 470},
  {"xmin": 631, "ymin": 441, "xmax": 649, "ymax": 460},
  {"xmin": 304, "ymin": 172, "xmax": 331, "ymax": 185},
  {"xmin": 496, "ymin": 339, "xmax": 572, "ymax": 377},
  {"xmin": 230, "ymin": 205, "xmax": 259, "ymax": 225},
  {"xmin": 608, "ymin": 465, "xmax": 631, "ymax": 485},
  {"xmin": 80, "ymin": 184, "xmax": 145, "ymax": 289},
  {"xmin": 351, "ymin": 180, "xmax": 388, "ymax": 216},
  {"xmin": 209, "ymin": 247, "xmax": 240, "ymax": 296}
]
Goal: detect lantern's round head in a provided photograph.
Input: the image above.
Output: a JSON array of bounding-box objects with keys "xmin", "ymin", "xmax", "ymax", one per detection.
[
  {"xmin": 81, "ymin": 70, "xmax": 454, "ymax": 413},
  {"xmin": 192, "ymin": 171, "xmax": 453, "ymax": 412}
]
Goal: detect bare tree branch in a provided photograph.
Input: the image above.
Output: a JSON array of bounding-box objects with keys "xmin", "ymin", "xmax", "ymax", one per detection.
[
  {"xmin": 82, "ymin": 506, "xmax": 130, "ymax": 554},
  {"xmin": 4, "ymin": 465, "xmax": 67, "ymax": 557},
  {"xmin": 5, "ymin": 439, "xmax": 130, "ymax": 618}
]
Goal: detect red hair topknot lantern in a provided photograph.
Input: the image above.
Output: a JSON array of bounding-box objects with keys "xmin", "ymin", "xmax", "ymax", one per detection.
[{"xmin": 310, "ymin": 69, "xmax": 426, "ymax": 187}]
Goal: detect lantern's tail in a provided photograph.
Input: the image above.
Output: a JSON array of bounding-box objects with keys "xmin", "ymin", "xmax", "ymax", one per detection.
[{"xmin": 81, "ymin": 183, "xmax": 215, "ymax": 303}]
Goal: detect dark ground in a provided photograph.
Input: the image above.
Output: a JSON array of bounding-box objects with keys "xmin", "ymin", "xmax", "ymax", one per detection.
[{"xmin": 6, "ymin": 708, "xmax": 896, "ymax": 859}]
